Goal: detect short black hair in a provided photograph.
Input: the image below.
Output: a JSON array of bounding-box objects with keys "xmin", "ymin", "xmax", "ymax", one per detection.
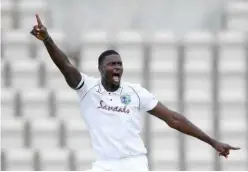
[{"xmin": 98, "ymin": 50, "xmax": 119, "ymax": 66}]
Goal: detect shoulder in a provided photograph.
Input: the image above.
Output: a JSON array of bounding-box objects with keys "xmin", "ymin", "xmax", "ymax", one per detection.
[
  {"xmin": 122, "ymin": 81, "xmax": 146, "ymax": 95},
  {"xmin": 82, "ymin": 73, "xmax": 100, "ymax": 86},
  {"xmin": 122, "ymin": 81, "xmax": 156, "ymax": 99},
  {"xmin": 76, "ymin": 73, "xmax": 100, "ymax": 94},
  {"xmin": 122, "ymin": 81, "xmax": 158, "ymax": 111}
]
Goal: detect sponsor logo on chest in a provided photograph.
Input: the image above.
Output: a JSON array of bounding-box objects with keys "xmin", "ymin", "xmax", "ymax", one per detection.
[{"xmin": 97, "ymin": 100, "xmax": 130, "ymax": 114}]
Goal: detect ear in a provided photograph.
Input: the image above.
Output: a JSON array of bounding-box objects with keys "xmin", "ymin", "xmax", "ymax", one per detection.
[{"xmin": 98, "ymin": 66, "xmax": 103, "ymax": 75}]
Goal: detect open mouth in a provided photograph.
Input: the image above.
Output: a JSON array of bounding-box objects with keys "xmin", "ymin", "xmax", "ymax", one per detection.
[{"xmin": 112, "ymin": 73, "xmax": 120, "ymax": 83}]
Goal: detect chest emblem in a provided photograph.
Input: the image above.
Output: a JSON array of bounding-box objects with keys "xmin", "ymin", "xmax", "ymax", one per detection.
[{"xmin": 120, "ymin": 94, "xmax": 131, "ymax": 105}]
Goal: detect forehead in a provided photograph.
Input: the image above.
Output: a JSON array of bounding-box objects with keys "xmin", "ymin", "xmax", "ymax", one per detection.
[{"xmin": 104, "ymin": 54, "xmax": 122, "ymax": 64}]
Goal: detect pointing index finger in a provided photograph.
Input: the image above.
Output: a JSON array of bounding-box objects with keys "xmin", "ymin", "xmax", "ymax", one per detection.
[
  {"xmin": 35, "ymin": 14, "xmax": 43, "ymax": 26},
  {"xmin": 230, "ymin": 146, "xmax": 241, "ymax": 150}
]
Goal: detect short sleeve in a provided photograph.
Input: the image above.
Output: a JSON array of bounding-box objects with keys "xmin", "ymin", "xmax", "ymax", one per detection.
[
  {"xmin": 75, "ymin": 73, "xmax": 85, "ymax": 90},
  {"xmin": 74, "ymin": 73, "xmax": 98, "ymax": 99},
  {"xmin": 137, "ymin": 86, "xmax": 158, "ymax": 112}
]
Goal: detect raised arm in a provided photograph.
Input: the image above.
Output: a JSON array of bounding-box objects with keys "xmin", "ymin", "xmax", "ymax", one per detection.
[
  {"xmin": 148, "ymin": 102, "xmax": 240, "ymax": 158},
  {"xmin": 30, "ymin": 14, "xmax": 82, "ymax": 89}
]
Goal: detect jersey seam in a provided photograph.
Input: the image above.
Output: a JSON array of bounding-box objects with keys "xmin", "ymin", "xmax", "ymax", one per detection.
[
  {"xmin": 128, "ymin": 86, "xmax": 140, "ymax": 109},
  {"xmin": 80, "ymin": 84, "xmax": 99, "ymax": 101}
]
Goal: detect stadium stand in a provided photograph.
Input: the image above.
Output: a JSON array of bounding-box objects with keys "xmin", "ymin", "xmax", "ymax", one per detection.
[
  {"xmin": 38, "ymin": 149, "xmax": 70, "ymax": 170},
  {"xmin": 10, "ymin": 60, "xmax": 41, "ymax": 89},
  {"xmin": 2, "ymin": 30, "xmax": 32, "ymax": 59},
  {"xmin": 55, "ymin": 90, "xmax": 82, "ymax": 121},
  {"xmin": 3, "ymin": 148, "xmax": 35, "ymax": 170},
  {"xmin": 1, "ymin": 88, "xmax": 17, "ymax": 120},
  {"xmin": 80, "ymin": 31, "xmax": 109, "ymax": 77},
  {"xmin": 1, "ymin": 0, "xmax": 14, "ymax": 29},
  {"xmin": 1, "ymin": 119, "xmax": 26, "ymax": 149},
  {"xmin": 21, "ymin": 89, "xmax": 51, "ymax": 120},
  {"xmin": 17, "ymin": 0, "xmax": 49, "ymax": 29},
  {"xmin": 30, "ymin": 118, "xmax": 61, "ymax": 150},
  {"xmin": 1, "ymin": 0, "xmax": 248, "ymax": 171},
  {"xmin": 225, "ymin": 1, "xmax": 248, "ymax": 32}
]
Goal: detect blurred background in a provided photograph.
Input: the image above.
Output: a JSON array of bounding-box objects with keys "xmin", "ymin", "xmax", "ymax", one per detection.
[{"xmin": 1, "ymin": 0, "xmax": 248, "ymax": 171}]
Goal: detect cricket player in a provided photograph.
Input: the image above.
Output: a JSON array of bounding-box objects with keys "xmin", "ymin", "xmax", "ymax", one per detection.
[{"xmin": 30, "ymin": 14, "xmax": 240, "ymax": 171}]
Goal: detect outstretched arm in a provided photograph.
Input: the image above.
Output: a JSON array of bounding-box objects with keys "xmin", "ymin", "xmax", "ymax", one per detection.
[
  {"xmin": 30, "ymin": 14, "xmax": 82, "ymax": 89},
  {"xmin": 148, "ymin": 102, "xmax": 240, "ymax": 158}
]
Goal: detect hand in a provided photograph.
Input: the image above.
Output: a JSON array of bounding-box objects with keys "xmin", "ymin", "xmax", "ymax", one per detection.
[
  {"xmin": 30, "ymin": 14, "xmax": 49, "ymax": 41},
  {"xmin": 212, "ymin": 141, "xmax": 240, "ymax": 158}
]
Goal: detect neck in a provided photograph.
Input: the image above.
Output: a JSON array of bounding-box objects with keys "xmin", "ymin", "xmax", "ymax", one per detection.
[{"xmin": 101, "ymin": 78, "xmax": 119, "ymax": 92}]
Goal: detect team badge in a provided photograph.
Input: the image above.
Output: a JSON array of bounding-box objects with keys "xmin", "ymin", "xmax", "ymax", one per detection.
[{"xmin": 120, "ymin": 94, "xmax": 131, "ymax": 105}]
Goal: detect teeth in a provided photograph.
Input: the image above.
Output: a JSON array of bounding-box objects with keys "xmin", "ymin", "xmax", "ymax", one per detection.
[{"xmin": 113, "ymin": 76, "xmax": 120, "ymax": 82}]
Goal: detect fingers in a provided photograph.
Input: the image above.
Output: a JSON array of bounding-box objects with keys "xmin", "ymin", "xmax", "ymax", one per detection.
[
  {"xmin": 33, "ymin": 25, "xmax": 42, "ymax": 33},
  {"xmin": 229, "ymin": 146, "xmax": 241, "ymax": 150},
  {"xmin": 217, "ymin": 146, "xmax": 228, "ymax": 158},
  {"xmin": 35, "ymin": 14, "xmax": 43, "ymax": 27},
  {"xmin": 226, "ymin": 149, "xmax": 230, "ymax": 155},
  {"xmin": 30, "ymin": 29, "xmax": 39, "ymax": 37},
  {"xmin": 217, "ymin": 145, "xmax": 240, "ymax": 159},
  {"xmin": 31, "ymin": 26, "xmax": 38, "ymax": 35},
  {"xmin": 30, "ymin": 29, "xmax": 36, "ymax": 36},
  {"xmin": 31, "ymin": 15, "xmax": 48, "ymax": 41},
  {"xmin": 32, "ymin": 25, "xmax": 44, "ymax": 34},
  {"xmin": 225, "ymin": 149, "xmax": 230, "ymax": 157},
  {"xmin": 219, "ymin": 152, "xmax": 228, "ymax": 158},
  {"xmin": 30, "ymin": 27, "xmax": 42, "ymax": 38}
]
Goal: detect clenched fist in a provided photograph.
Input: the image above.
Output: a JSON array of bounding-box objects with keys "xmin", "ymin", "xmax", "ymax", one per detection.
[{"xmin": 30, "ymin": 14, "xmax": 49, "ymax": 41}]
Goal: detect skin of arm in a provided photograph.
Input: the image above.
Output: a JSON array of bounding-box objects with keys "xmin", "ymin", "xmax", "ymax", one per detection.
[
  {"xmin": 43, "ymin": 38, "xmax": 81, "ymax": 88},
  {"xmin": 148, "ymin": 102, "xmax": 240, "ymax": 158},
  {"xmin": 30, "ymin": 14, "xmax": 81, "ymax": 89}
]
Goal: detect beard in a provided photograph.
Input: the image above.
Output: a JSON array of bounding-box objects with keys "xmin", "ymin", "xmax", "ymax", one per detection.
[{"xmin": 101, "ymin": 74, "xmax": 121, "ymax": 92}]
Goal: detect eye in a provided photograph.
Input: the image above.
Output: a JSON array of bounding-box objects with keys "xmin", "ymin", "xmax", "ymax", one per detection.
[
  {"xmin": 108, "ymin": 62, "xmax": 114, "ymax": 66},
  {"xmin": 108, "ymin": 61, "xmax": 122, "ymax": 66}
]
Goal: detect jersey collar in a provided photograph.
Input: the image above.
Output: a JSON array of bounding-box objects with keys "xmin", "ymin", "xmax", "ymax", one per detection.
[{"xmin": 98, "ymin": 80, "xmax": 123, "ymax": 95}]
